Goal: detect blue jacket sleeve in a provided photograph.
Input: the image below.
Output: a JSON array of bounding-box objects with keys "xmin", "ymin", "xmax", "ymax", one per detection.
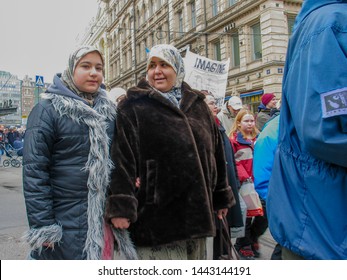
[
  {"xmin": 23, "ymin": 102, "xmax": 57, "ymax": 228},
  {"xmin": 284, "ymin": 20, "xmax": 347, "ymax": 168}
]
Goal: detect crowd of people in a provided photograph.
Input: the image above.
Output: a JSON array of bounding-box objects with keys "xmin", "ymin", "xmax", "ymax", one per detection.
[{"xmin": 18, "ymin": 0, "xmax": 346, "ymax": 260}]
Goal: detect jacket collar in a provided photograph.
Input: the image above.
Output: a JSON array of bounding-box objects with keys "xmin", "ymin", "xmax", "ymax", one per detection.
[
  {"xmin": 236, "ymin": 131, "xmax": 256, "ymax": 146},
  {"xmin": 127, "ymin": 78, "xmax": 205, "ymax": 114}
]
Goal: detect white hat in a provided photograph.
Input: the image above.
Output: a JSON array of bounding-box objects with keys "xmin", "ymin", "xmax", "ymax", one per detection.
[{"xmin": 228, "ymin": 96, "xmax": 242, "ymax": 110}]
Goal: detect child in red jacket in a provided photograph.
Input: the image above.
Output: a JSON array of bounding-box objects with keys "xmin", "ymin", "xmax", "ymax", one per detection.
[{"xmin": 230, "ymin": 109, "xmax": 265, "ymax": 260}]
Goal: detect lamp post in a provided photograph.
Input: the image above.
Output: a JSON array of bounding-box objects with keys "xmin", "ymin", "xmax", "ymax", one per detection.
[
  {"xmin": 33, "ymin": 85, "xmax": 41, "ymax": 105},
  {"xmin": 36, "ymin": 85, "xmax": 41, "ymax": 105}
]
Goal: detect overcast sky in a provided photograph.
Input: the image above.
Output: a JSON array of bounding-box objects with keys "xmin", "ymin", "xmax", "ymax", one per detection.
[{"xmin": 0, "ymin": 0, "xmax": 99, "ymax": 83}]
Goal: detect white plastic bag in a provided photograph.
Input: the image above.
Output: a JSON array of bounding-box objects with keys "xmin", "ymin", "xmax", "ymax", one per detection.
[{"xmin": 239, "ymin": 180, "xmax": 263, "ymax": 217}]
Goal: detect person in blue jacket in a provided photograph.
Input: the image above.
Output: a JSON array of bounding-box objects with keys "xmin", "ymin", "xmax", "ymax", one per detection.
[
  {"xmin": 253, "ymin": 114, "xmax": 281, "ymax": 259},
  {"xmin": 13, "ymin": 137, "xmax": 23, "ymax": 157},
  {"xmin": 267, "ymin": 0, "xmax": 347, "ymax": 260}
]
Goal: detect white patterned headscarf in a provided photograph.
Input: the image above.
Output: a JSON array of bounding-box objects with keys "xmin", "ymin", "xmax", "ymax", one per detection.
[
  {"xmin": 61, "ymin": 46, "xmax": 104, "ymax": 104},
  {"xmin": 146, "ymin": 44, "xmax": 185, "ymax": 106}
]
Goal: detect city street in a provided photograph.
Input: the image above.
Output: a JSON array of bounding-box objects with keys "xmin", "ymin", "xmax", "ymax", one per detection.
[{"xmin": 0, "ymin": 161, "xmax": 276, "ymax": 260}]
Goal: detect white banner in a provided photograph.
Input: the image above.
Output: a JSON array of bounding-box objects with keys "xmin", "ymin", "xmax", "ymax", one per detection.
[{"xmin": 184, "ymin": 50, "xmax": 230, "ymax": 107}]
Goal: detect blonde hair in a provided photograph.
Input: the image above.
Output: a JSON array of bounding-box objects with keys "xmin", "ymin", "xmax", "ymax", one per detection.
[{"xmin": 229, "ymin": 109, "xmax": 259, "ymax": 139}]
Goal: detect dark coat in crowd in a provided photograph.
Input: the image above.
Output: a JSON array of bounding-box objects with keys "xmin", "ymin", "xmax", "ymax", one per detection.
[
  {"xmin": 217, "ymin": 124, "xmax": 243, "ymax": 228},
  {"xmin": 106, "ymin": 79, "xmax": 234, "ymax": 247},
  {"xmin": 23, "ymin": 75, "xmax": 116, "ymax": 259}
]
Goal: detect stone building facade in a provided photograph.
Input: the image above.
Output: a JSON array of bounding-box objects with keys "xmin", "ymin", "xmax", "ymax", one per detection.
[
  {"xmin": 0, "ymin": 73, "xmax": 49, "ymax": 126},
  {"xmin": 21, "ymin": 76, "xmax": 49, "ymax": 125},
  {"xmin": 80, "ymin": 0, "xmax": 303, "ymax": 112}
]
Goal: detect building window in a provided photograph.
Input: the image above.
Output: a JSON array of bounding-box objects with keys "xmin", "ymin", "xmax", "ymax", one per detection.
[
  {"xmin": 123, "ymin": 53, "xmax": 127, "ymax": 70},
  {"xmin": 141, "ymin": 41, "xmax": 146, "ymax": 61},
  {"xmin": 287, "ymin": 17, "xmax": 295, "ymax": 35},
  {"xmin": 136, "ymin": 9, "xmax": 140, "ymax": 28},
  {"xmin": 178, "ymin": 11, "xmax": 184, "ymax": 37},
  {"xmin": 212, "ymin": 0, "xmax": 218, "ymax": 17},
  {"xmin": 158, "ymin": 27, "xmax": 163, "ymax": 44},
  {"xmin": 231, "ymin": 33, "xmax": 240, "ymax": 67},
  {"xmin": 213, "ymin": 41, "xmax": 221, "ymax": 61},
  {"xmin": 241, "ymin": 93, "xmax": 262, "ymax": 113},
  {"xmin": 112, "ymin": 8, "xmax": 116, "ymax": 22},
  {"xmin": 191, "ymin": 2, "xmax": 196, "ymax": 28},
  {"xmin": 110, "ymin": 63, "xmax": 113, "ymax": 79},
  {"xmin": 143, "ymin": 5, "xmax": 147, "ymax": 22},
  {"xmin": 138, "ymin": 44, "xmax": 142, "ymax": 62},
  {"xmin": 229, "ymin": 0, "xmax": 236, "ymax": 6},
  {"xmin": 149, "ymin": 0, "xmax": 154, "ymax": 17},
  {"xmin": 151, "ymin": 32, "xmax": 155, "ymax": 47},
  {"xmin": 128, "ymin": 18, "xmax": 131, "ymax": 36},
  {"xmin": 123, "ymin": 23, "xmax": 127, "ymax": 39},
  {"xmin": 128, "ymin": 49, "xmax": 132, "ymax": 69},
  {"xmin": 127, "ymin": 52, "xmax": 130, "ymax": 70},
  {"xmin": 111, "ymin": 37, "xmax": 114, "ymax": 52},
  {"xmin": 251, "ymin": 22, "xmax": 262, "ymax": 60},
  {"xmin": 136, "ymin": 43, "xmax": 140, "ymax": 63}
]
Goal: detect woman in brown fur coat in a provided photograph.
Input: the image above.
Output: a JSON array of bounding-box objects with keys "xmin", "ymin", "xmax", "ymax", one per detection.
[{"xmin": 106, "ymin": 44, "xmax": 234, "ymax": 260}]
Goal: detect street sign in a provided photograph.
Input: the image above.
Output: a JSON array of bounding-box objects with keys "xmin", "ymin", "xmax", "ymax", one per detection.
[{"xmin": 35, "ymin": 75, "xmax": 44, "ymax": 87}]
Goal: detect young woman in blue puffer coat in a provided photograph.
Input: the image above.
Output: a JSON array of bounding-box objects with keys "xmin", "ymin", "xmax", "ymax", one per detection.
[{"xmin": 23, "ymin": 46, "xmax": 117, "ymax": 260}]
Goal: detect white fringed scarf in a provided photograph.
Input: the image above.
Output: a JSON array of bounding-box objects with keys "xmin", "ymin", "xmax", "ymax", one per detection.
[{"xmin": 41, "ymin": 92, "xmax": 116, "ymax": 260}]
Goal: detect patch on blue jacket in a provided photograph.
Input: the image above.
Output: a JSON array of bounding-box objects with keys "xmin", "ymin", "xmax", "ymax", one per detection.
[{"xmin": 321, "ymin": 87, "xmax": 347, "ymax": 118}]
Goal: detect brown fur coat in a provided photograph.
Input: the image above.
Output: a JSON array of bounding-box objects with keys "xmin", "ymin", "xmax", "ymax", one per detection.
[{"xmin": 106, "ymin": 79, "xmax": 234, "ymax": 246}]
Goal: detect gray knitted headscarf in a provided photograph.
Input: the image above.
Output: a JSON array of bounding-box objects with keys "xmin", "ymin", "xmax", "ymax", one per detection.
[
  {"xmin": 61, "ymin": 46, "xmax": 104, "ymax": 105},
  {"xmin": 146, "ymin": 44, "xmax": 185, "ymax": 88},
  {"xmin": 146, "ymin": 44, "xmax": 185, "ymax": 107}
]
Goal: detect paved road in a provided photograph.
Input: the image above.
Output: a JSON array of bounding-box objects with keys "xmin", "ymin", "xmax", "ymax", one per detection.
[
  {"xmin": 0, "ymin": 164, "xmax": 29, "ymax": 259},
  {"xmin": 0, "ymin": 162, "xmax": 276, "ymax": 260}
]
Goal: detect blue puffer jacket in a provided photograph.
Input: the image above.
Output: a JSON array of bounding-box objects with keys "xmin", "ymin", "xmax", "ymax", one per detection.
[
  {"xmin": 267, "ymin": 0, "xmax": 347, "ymax": 259},
  {"xmin": 23, "ymin": 74, "xmax": 116, "ymax": 259},
  {"xmin": 253, "ymin": 115, "xmax": 280, "ymax": 200}
]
